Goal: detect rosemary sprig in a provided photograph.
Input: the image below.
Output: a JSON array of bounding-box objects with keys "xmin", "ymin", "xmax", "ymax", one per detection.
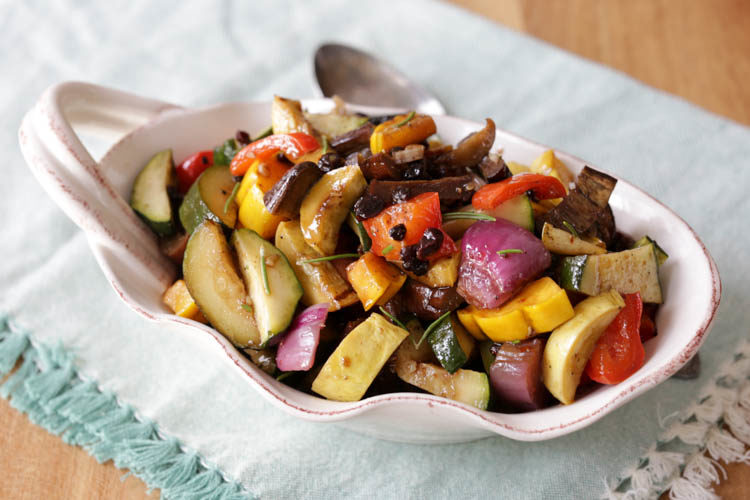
[
  {"xmin": 300, "ymin": 253, "xmax": 359, "ymax": 264},
  {"xmin": 223, "ymin": 182, "xmax": 241, "ymax": 214},
  {"xmin": 442, "ymin": 212, "xmax": 496, "ymax": 222},
  {"xmin": 416, "ymin": 310, "xmax": 452, "ymax": 348},
  {"xmin": 276, "ymin": 372, "xmax": 294, "ymax": 382},
  {"xmin": 321, "ymin": 135, "xmax": 329, "ymax": 155},
  {"xmin": 496, "ymin": 249, "xmax": 524, "ymax": 256},
  {"xmin": 260, "ymin": 246, "xmax": 271, "ymax": 295},
  {"xmin": 349, "ymin": 211, "xmax": 372, "ymax": 252},
  {"xmin": 382, "ymin": 244, "xmax": 394, "ymax": 256},
  {"xmin": 241, "ymin": 303, "xmax": 252, "ymax": 312},
  {"xmin": 378, "ymin": 306, "xmax": 408, "ymax": 331},
  {"xmin": 395, "ymin": 111, "xmax": 416, "ymax": 127},
  {"xmin": 562, "ymin": 220, "xmax": 579, "ymax": 238}
]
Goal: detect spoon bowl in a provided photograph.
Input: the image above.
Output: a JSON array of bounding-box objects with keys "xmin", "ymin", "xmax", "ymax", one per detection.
[{"xmin": 314, "ymin": 43, "xmax": 446, "ymax": 115}]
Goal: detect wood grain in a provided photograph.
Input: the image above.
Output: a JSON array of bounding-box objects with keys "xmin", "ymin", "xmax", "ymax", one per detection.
[{"xmin": 3, "ymin": 1, "xmax": 750, "ymax": 498}]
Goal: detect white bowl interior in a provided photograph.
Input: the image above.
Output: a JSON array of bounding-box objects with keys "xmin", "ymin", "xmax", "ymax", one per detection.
[{"xmin": 84, "ymin": 99, "xmax": 719, "ymax": 442}]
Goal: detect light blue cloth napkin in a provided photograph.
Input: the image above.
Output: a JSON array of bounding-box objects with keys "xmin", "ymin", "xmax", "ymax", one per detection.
[{"xmin": 2, "ymin": 1, "xmax": 749, "ymax": 498}]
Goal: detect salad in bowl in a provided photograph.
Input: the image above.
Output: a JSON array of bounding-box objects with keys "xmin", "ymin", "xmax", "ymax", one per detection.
[
  {"xmin": 20, "ymin": 82, "xmax": 718, "ymax": 442},
  {"xmin": 137, "ymin": 95, "xmax": 668, "ymax": 413}
]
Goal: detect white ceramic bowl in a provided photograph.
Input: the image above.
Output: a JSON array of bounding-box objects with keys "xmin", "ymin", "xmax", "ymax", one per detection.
[{"xmin": 18, "ymin": 82, "xmax": 721, "ymax": 443}]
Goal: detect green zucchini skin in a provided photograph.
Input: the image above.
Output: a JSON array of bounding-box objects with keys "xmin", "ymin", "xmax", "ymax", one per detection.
[
  {"xmin": 231, "ymin": 229, "xmax": 303, "ymax": 346},
  {"xmin": 178, "ymin": 165, "xmax": 237, "ymax": 234},
  {"xmin": 633, "ymin": 236, "xmax": 669, "ymax": 266},
  {"xmin": 130, "ymin": 149, "xmax": 176, "ymax": 236},
  {"xmin": 428, "ymin": 316, "xmax": 470, "ymax": 374},
  {"xmin": 558, "ymin": 254, "xmax": 589, "ymax": 291}
]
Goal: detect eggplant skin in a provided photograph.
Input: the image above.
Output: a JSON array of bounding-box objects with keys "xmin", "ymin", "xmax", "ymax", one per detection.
[
  {"xmin": 489, "ymin": 338, "xmax": 548, "ymax": 411},
  {"xmin": 402, "ymin": 280, "xmax": 465, "ymax": 321}
]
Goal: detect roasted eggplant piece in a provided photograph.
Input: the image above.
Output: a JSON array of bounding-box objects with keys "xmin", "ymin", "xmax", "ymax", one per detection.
[
  {"xmin": 402, "ymin": 280, "xmax": 465, "ymax": 321},
  {"xmin": 478, "ymin": 155, "xmax": 511, "ymax": 183},
  {"xmin": 536, "ymin": 166, "xmax": 618, "ymax": 245},
  {"xmin": 263, "ymin": 161, "xmax": 323, "ymax": 218},
  {"xmin": 488, "ymin": 338, "xmax": 549, "ymax": 411},
  {"xmin": 360, "ymin": 152, "xmax": 402, "ymax": 180},
  {"xmin": 434, "ymin": 118, "xmax": 496, "ymax": 171},
  {"xmin": 367, "ymin": 175, "xmax": 477, "ymax": 207},
  {"xmin": 330, "ymin": 122, "xmax": 375, "ymax": 155}
]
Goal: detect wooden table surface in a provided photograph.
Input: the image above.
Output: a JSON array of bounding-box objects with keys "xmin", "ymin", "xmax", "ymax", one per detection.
[{"xmin": 3, "ymin": 1, "xmax": 749, "ymax": 498}]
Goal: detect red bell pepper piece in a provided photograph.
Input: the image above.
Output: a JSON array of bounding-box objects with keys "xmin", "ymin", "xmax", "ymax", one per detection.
[
  {"xmin": 176, "ymin": 150, "xmax": 214, "ymax": 194},
  {"xmin": 363, "ymin": 192, "xmax": 457, "ymax": 262},
  {"xmin": 229, "ymin": 133, "xmax": 320, "ymax": 176},
  {"xmin": 585, "ymin": 292, "xmax": 645, "ymax": 385},
  {"xmin": 472, "ymin": 173, "xmax": 567, "ymax": 210}
]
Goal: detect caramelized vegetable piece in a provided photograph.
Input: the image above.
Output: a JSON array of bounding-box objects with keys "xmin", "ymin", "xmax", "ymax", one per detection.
[
  {"xmin": 543, "ymin": 290, "xmax": 625, "ymax": 405},
  {"xmin": 530, "ymin": 150, "xmax": 575, "ymax": 194},
  {"xmin": 162, "ymin": 279, "xmax": 206, "ymax": 323},
  {"xmin": 402, "ymin": 280, "xmax": 465, "ymax": 321},
  {"xmin": 457, "ymin": 219, "xmax": 550, "ymax": 309},
  {"xmin": 183, "ymin": 220, "xmax": 261, "ymax": 348},
  {"xmin": 408, "ymin": 250, "xmax": 461, "ymax": 288},
  {"xmin": 300, "ymin": 165, "xmax": 368, "ymax": 255},
  {"xmin": 435, "ymin": 118, "xmax": 496, "ymax": 170},
  {"xmin": 271, "ymin": 95, "xmax": 318, "ymax": 137},
  {"xmin": 370, "ymin": 113, "xmax": 437, "ymax": 154},
  {"xmin": 541, "ymin": 223, "xmax": 607, "ymax": 255},
  {"xmin": 489, "ymin": 338, "xmax": 548, "ymax": 411},
  {"xmin": 346, "ymin": 253, "xmax": 406, "ymax": 311},
  {"xmin": 461, "ymin": 277, "xmax": 574, "ymax": 342},
  {"xmin": 367, "ymin": 176, "xmax": 476, "ymax": 207},
  {"xmin": 275, "ymin": 221, "xmax": 358, "ymax": 311},
  {"xmin": 263, "ymin": 161, "xmax": 323, "ymax": 218},
  {"xmin": 237, "ymin": 157, "xmax": 290, "ymax": 240},
  {"xmin": 360, "ymin": 152, "xmax": 402, "ymax": 180},
  {"xmin": 363, "ymin": 192, "xmax": 457, "ymax": 263},
  {"xmin": 478, "ymin": 155, "xmax": 511, "ymax": 183},
  {"xmin": 330, "ymin": 122, "xmax": 375, "ymax": 155},
  {"xmin": 312, "ymin": 313, "xmax": 408, "ymax": 402}
]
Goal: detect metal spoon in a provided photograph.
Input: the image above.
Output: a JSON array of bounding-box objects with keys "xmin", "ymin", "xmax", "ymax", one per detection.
[{"xmin": 313, "ymin": 43, "xmax": 446, "ymax": 115}]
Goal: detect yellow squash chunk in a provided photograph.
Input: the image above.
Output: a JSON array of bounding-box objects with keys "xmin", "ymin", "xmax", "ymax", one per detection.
[
  {"xmin": 235, "ymin": 157, "xmax": 288, "ymax": 206},
  {"xmin": 530, "ymin": 149, "xmax": 574, "ymax": 193},
  {"xmin": 370, "ymin": 113, "xmax": 437, "ymax": 154},
  {"xmin": 271, "ymin": 95, "xmax": 317, "ymax": 137},
  {"xmin": 456, "ymin": 306, "xmax": 487, "ymax": 341},
  {"xmin": 239, "ymin": 184, "xmax": 286, "ymax": 240},
  {"xmin": 542, "ymin": 290, "xmax": 625, "ymax": 405},
  {"xmin": 506, "ymin": 161, "xmax": 530, "ymax": 175},
  {"xmin": 237, "ymin": 157, "xmax": 289, "ymax": 239},
  {"xmin": 275, "ymin": 220, "xmax": 358, "ymax": 311},
  {"xmin": 162, "ymin": 279, "xmax": 206, "ymax": 323},
  {"xmin": 346, "ymin": 253, "xmax": 406, "ymax": 311},
  {"xmin": 408, "ymin": 250, "xmax": 461, "ymax": 287},
  {"xmin": 312, "ymin": 313, "xmax": 408, "ymax": 402},
  {"xmin": 300, "ymin": 165, "xmax": 367, "ymax": 255},
  {"xmin": 541, "ymin": 223, "xmax": 607, "ymax": 256},
  {"xmin": 459, "ymin": 277, "xmax": 575, "ymax": 342}
]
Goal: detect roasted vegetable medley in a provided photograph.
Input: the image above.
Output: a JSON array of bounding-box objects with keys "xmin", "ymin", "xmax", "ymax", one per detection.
[{"xmin": 132, "ymin": 96, "xmax": 668, "ymax": 412}]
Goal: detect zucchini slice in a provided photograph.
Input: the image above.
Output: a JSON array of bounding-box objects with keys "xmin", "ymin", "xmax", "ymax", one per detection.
[
  {"xmin": 558, "ymin": 244, "xmax": 663, "ymax": 303},
  {"xmin": 130, "ymin": 149, "xmax": 176, "ymax": 236},
  {"xmin": 443, "ymin": 194, "xmax": 534, "ymax": 240},
  {"xmin": 394, "ymin": 321, "xmax": 490, "ymax": 410},
  {"xmin": 541, "ymin": 222, "xmax": 606, "ymax": 255},
  {"xmin": 305, "ymin": 112, "xmax": 369, "ymax": 138},
  {"xmin": 275, "ymin": 220, "xmax": 358, "ymax": 311},
  {"xmin": 183, "ymin": 220, "xmax": 261, "ymax": 348},
  {"xmin": 633, "ymin": 235, "xmax": 669, "ymax": 266},
  {"xmin": 178, "ymin": 165, "xmax": 238, "ymax": 234},
  {"xmin": 428, "ymin": 314, "xmax": 475, "ymax": 374},
  {"xmin": 232, "ymin": 229, "xmax": 303, "ymax": 345}
]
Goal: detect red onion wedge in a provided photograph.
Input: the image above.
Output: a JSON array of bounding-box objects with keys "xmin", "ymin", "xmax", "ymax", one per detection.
[
  {"xmin": 489, "ymin": 338, "xmax": 548, "ymax": 411},
  {"xmin": 276, "ymin": 303, "xmax": 329, "ymax": 371},
  {"xmin": 457, "ymin": 219, "xmax": 550, "ymax": 309}
]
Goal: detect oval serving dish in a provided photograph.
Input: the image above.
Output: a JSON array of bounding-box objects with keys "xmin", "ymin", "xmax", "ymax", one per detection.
[{"xmin": 18, "ymin": 82, "xmax": 721, "ymax": 443}]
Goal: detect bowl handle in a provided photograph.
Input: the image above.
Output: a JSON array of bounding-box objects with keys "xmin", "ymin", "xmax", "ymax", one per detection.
[{"xmin": 18, "ymin": 81, "xmax": 181, "ymax": 286}]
